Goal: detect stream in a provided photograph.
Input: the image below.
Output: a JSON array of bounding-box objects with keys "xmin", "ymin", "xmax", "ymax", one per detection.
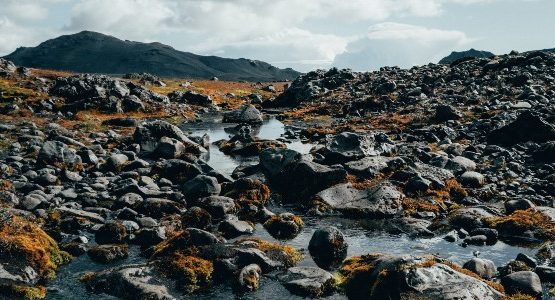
[{"xmin": 46, "ymin": 116, "xmax": 544, "ymax": 299}]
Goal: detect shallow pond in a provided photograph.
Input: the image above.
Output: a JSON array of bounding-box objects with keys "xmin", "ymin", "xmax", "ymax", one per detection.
[{"xmin": 47, "ymin": 116, "xmax": 548, "ymax": 299}]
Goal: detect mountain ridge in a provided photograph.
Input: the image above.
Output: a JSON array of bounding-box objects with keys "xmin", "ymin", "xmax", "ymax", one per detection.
[{"xmin": 4, "ymin": 31, "xmax": 301, "ymax": 82}]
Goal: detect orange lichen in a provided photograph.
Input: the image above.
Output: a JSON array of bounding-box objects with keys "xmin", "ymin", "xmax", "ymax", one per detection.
[
  {"xmin": 484, "ymin": 209, "xmax": 555, "ymax": 240},
  {"xmin": 167, "ymin": 253, "xmax": 213, "ymax": 293},
  {"xmin": 0, "ymin": 215, "xmax": 71, "ymax": 281},
  {"xmin": 237, "ymin": 237, "xmax": 303, "ymax": 267},
  {"xmin": 0, "ymin": 284, "xmax": 47, "ymax": 300},
  {"xmin": 402, "ymin": 198, "xmax": 440, "ymax": 216}
]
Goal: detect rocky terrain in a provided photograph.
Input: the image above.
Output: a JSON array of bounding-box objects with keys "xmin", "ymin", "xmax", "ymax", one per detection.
[
  {"xmin": 2, "ymin": 49, "xmax": 555, "ymax": 300},
  {"xmin": 4, "ymin": 31, "xmax": 300, "ymax": 82}
]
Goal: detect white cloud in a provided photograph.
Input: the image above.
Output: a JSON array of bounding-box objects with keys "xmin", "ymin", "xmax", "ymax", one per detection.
[
  {"xmin": 333, "ymin": 22, "xmax": 471, "ymax": 70},
  {"xmin": 0, "ymin": 0, "xmax": 532, "ymax": 71}
]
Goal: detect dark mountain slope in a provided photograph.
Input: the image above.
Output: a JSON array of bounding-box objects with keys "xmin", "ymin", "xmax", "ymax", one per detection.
[
  {"xmin": 4, "ymin": 31, "xmax": 300, "ymax": 81},
  {"xmin": 439, "ymin": 48, "xmax": 495, "ymax": 65}
]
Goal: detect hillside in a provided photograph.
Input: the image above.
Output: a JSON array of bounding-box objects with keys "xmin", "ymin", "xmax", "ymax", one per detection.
[
  {"xmin": 3, "ymin": 31, "xmax": 300, "ymax": 82},
  {"xmin": 439, "ymin": 48, "xmax": 495, "ymax": 65}
]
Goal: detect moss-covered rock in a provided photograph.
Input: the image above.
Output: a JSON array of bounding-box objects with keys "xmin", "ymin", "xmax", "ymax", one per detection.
[
  {"xmin": 0, "ymin": 214, "xmax": 71, "ymax": 299},
  {"xmin": 263, "ymin": 213, "xmax": 304, "ymax": 239}
]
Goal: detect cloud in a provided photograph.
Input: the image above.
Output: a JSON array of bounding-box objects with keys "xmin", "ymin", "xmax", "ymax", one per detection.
[
  {"xmin": 0, "ymin": 0, "xmax": 527, "ymax": 71},
  {"xmin": 333, "ymin": 22, "xmax": 472, "ymax": 71}
]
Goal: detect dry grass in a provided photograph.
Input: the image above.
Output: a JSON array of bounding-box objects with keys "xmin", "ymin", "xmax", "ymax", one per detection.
[{"xmin": 30, "ymin": 68, "xmax": 73, "ymax": 79}]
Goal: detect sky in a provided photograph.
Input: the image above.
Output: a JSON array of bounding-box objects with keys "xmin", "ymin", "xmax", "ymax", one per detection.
[{"xmin": 0, "ymin": 0, "xmax": 554, "ymax": 72}]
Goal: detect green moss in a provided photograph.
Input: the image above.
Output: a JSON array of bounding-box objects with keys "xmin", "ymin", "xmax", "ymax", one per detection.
[{"xmin": 0, "ymin": 284, "xmax": 47, "ymax": 300}]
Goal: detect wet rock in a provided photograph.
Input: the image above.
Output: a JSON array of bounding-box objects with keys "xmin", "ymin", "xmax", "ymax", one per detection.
[
  {"xmin": 132, "ymin": 227, "xmax": 167, "ymax": 246},
  {"xmin": 95, "ymin": 222, "xmax": 128, "ymax": 244},
  {"xmin": 263, "ymin": 213, "xmax": 304, "ymax": 239},
  {"xmin": 182, "ymin": 175, "xmax": 221, "ymax": 200},
  {"xmin": 534, "ymin": 266, "xmax": 555, "ymax": 283},
  {"xmin": 223, "ymin": 104, "xmax": 263, "ymax": 124},
  {"xmin": 198, "ymin": 196, "xmax": 237, "ymax": 219},
  {"xmin": 501, "ymin": 271, "xmax": 542, "ymax": 297},
  {"xmin": 181, "ymin": 207, "xmax": 212, "ymax": 230},
  {"xmin": 237, "ymin": 264, "xmax": 261, "ymax": 292},
  {"xmin": 279, "ymin": 267, "xmax": 335, "ymax": 298},
  {"xmin": 308, "ymin": 226, "xmax": 348, "ymax": 269},
  {"xmin": 87, "ymin": 244, "xmax": 129, "ymax": 263},
  {"xmin": 84, "ymin": 264, "xmax": 174, "ymax": 299},
  {"xmin": 135, "ymin": 198, "xmax": 182, "ymax": 219},
  {"xmin": 218, "ymin": 217, "xmax": 254, "ymax": 238},
  {"xmin": 463, "ymin": 258, "xmax": 496, "ymax": 279},
  {"xmin": 273, "ymin": 159, "xmax": 347, "ymax": 201},
  {"xmin": 339, "ymin": 254, "xmax": 503, "ymax": 300},
  {"xmin": 488, "ymin": 112, "xmax": 555, "ymax": 146},
  {"xmin": 315, "ymin": 182, "xmax": 404, "ymax": 218},
  {"xmin": 259, "ymin": 148, "xmax": 302, "ymax": 178},
  {"xmin": 505, "ymin": 199, "xmax": 535, "ymax": 214}
]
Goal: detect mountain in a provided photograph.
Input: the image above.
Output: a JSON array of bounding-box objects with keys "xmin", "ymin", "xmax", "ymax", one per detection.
[
  {"xmin": 439, "ymin": 49, "xmax": 495, "ymax": 65},
  {"xmin": 3, "ymin": 31, "xmax": 301, "ymax": 81}
]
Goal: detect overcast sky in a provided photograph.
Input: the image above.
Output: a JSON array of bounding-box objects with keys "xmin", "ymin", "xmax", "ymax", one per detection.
[{"xmin": 0, "ymin": 0, "xmax": 553, "ymax": 72}]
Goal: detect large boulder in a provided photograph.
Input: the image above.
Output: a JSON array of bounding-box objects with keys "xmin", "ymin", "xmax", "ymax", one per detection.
[
  {"xmin": 315, "ymin": 132, "xmax": 395, "ymax": 164},
  {"xmin": 308, "ymin": 226, "xmax": 348, "ymax": 269},
  {"xmin": 37, "ymin": 141, "xmax": 82, "ymax": 168},
  {"xmin": 488, "ymin": 112, "xmax": 555, "ymax": 146},
  {"xmin": 169, "ymin": 90, "xmax": 213, "ymax": 106},
  {"xmin": 84, "ymin": 264, "xmax": 174, "ymax": 300},
  {"xmin": 259, "ymin": 148, "xmax": 302, "ymax": 178},
  {"xmin": 315, "ymin": 182, "xmax": 404, "ymax": 218},
  {"xmin": 279, "ymin": 267, "xmax": 335, "ymax": 298},
  {"xmin": 272, "ymin": 159, "xmax": 347, "ymax": 201},
  {"xmin": 223, "ymin": 104, "xmax": 263, "ymax": 124},
  {"xmin": 339, "ymin": 254, "xmax": 504, "ymax": 300},
  {"xmin": 501, "ymin": 271, "xmax": 542, "ymax": 297},
  {"xmin": 133, "ymin": 120, "xmax": 206, "ymax": 155}
]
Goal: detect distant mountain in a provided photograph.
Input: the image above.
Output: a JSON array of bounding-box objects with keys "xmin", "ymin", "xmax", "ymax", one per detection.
[
  {"xmin": 3, "ymin": 31, "xmax": 300, "ymax": 81},
  {"xmin": 439, "ymin": 49, "xmax": 495, "ymax": 65}
]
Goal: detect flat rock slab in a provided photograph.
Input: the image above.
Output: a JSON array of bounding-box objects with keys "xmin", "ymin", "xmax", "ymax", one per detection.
[{"xmin": 316, "ymin": 181, "xmax": 404, "ymax": 218}]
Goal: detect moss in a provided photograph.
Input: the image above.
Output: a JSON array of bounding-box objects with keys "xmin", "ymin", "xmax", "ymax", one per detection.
[
  {"xmin": 484, "ymin": 209, "xmax": 555, "ymax": 241},
  {"xmin": 79, "ymin": 272, "xmax": 97, "ymax": 283},
  {"xmin": 167, "ymin": 253, "xmax": 213, "ymax": 293},
  {"xmin": 402, "ymin": 198, "xmax": 440, "ymax": 216},
  {"xmin": 336, "ymin": 253, "xmax": 384, "ymax": 288},
  {"xmin": 263, "ymin": 213, "xmax": 304, "ymax": 239},
  {"xmin": 237, "ymin": 238, "xmax": 303, "ymax": 267},
  {"xmin": 425, "ymin": 178, "xmax": 468, "ymax": 203},
  {"xmin": 0, "ymin": 284, "xmax": 47, "ymax": 300},
  {"xmin": 0, "ymin": 214, "xmax": 71, "ymax": 282},
  {"xmin": 507, "ymin": 293, "xmax": 537, "ymax": 300}
]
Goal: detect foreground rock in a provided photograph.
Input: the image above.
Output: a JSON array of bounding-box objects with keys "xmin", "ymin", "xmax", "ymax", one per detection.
[{"xmin": 338, "ymin": 254, "xmax": 504, "ymax": 300}]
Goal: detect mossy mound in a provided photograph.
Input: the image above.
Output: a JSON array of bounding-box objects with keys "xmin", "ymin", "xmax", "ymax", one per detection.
[
  {"xmin": 164, "ymin": 253, "xmax": 213, "ymax": 293},
  {"xmin": 484, "ymin": 209, "xmax": 555, "ymax": 242},
  {"xmin": 236, "ymin": 237, "xmax": 303, "ymax": 267},
  {"xmin": 0, "ymin": 214, "xmax": 71, "ymax": 299},
  {"xmin": 263, "ymin": 213, "xmax": 304, "ymax": 239}
]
